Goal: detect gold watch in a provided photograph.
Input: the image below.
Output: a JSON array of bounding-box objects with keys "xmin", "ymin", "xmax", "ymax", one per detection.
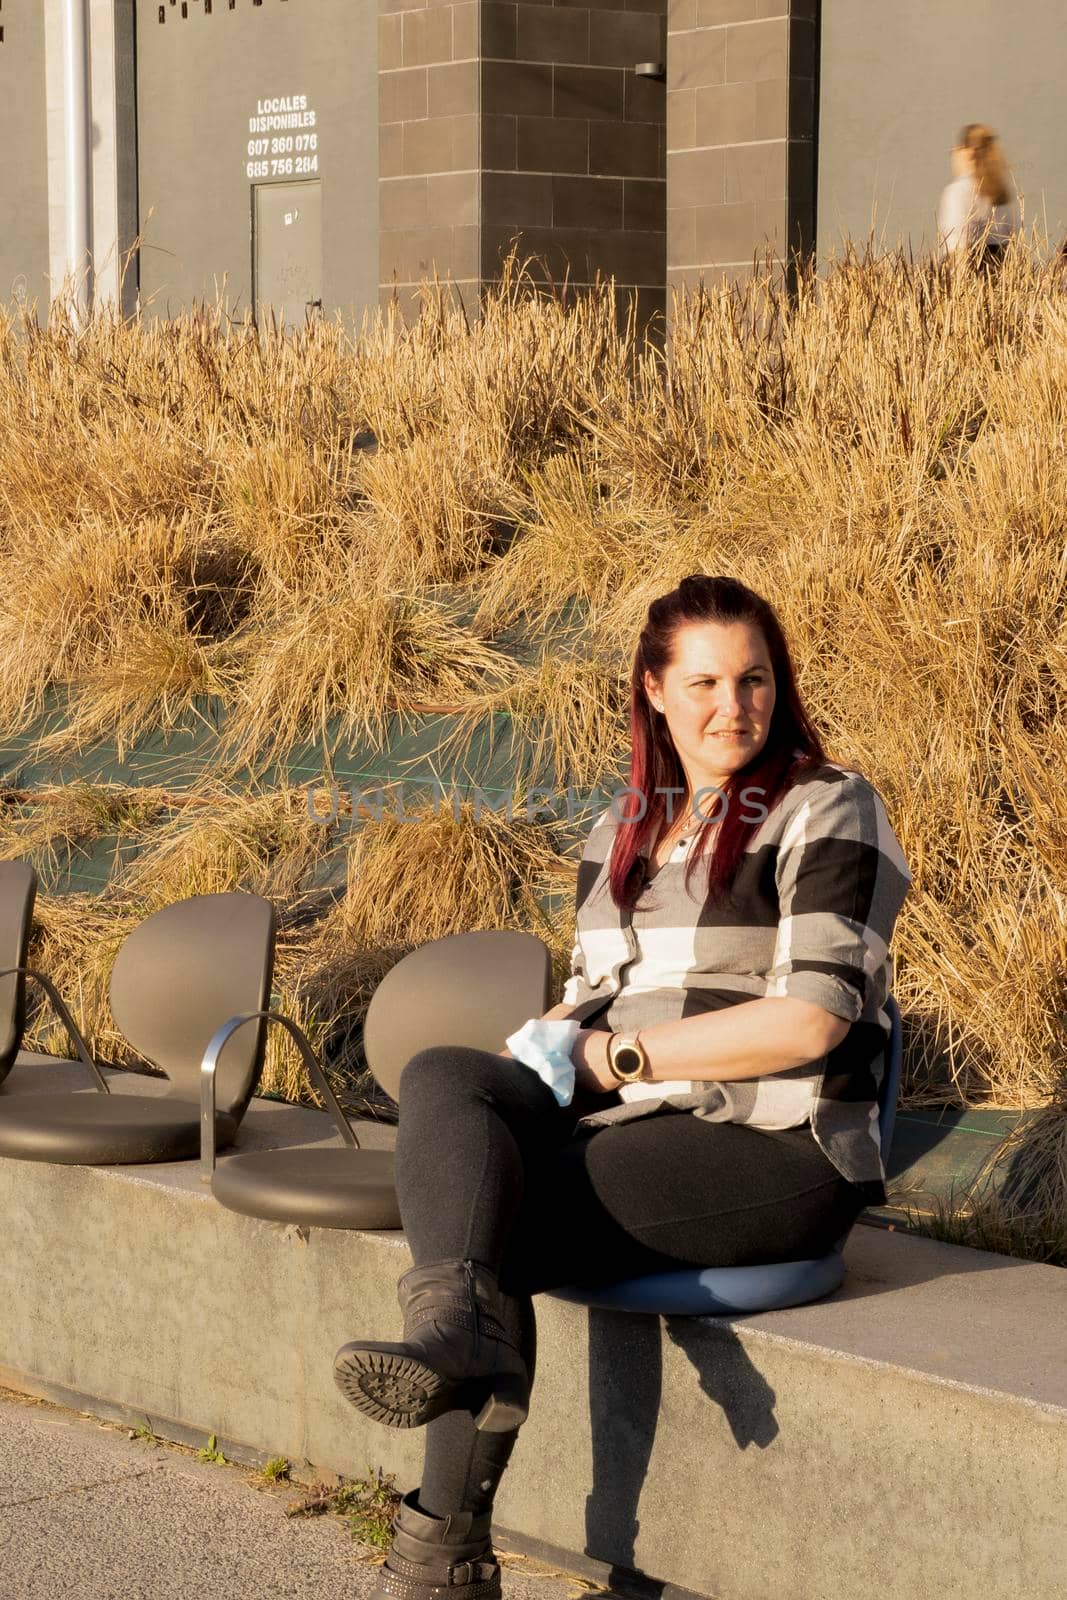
[{"xmin": 607, "ymin": 1032, "xmax": 649, "ymax": 1084}]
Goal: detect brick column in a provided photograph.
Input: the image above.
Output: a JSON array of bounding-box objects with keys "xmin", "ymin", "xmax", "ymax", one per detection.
[
  {"xmin": 378, "ymin": 0, "xmax": 481, "ymax": 314},
  {"xmin": 666, "ymin": 0, "xmax": 815, "ymax": 295},
  {"xmin": 378, "ymin": 0, "xmax": 668, "ymax": 324},
  {"xmin": 480, "ymin": 0, "xmax": 667, "ymax": 328}
]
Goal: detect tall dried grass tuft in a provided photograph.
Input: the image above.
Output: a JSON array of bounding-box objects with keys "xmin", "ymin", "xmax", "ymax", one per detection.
[
  {"xmin": 0, "ymin": 784, "xmax": 165, "ymax": 875},
  {"xmin": 117, "ymin": 786, "xmax": 332, "ymax": 908},
  {"xmin": 222, "ymin": 578, "xmax": 517, "ymax": 767},
  {"xmin": 330, "ymin": 797, "xmax": 573, "ymax": 953},
  {"xmin": 25, "ymin": 893, "xmax": 144, "ymax": 1065}
]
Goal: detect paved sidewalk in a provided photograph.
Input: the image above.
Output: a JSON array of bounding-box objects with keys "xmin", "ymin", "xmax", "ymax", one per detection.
[{"xmin": 0, "ymin": 1388, "xmax": 595, "ymax": 1600}]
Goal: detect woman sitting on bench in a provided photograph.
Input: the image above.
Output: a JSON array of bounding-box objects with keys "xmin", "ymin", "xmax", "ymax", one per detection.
[{"xmin": 333, "ymin": 572, "xmax": 912, "ymax": 1600}]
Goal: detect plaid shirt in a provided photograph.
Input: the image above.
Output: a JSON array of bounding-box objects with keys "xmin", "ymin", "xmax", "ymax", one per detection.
[{"xmin": 561, "ymin": 762, "xmax": 913, "ymax": 1191}]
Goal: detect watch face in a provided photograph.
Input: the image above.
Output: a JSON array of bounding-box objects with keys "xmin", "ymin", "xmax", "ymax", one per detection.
[{"xmin": 614, "ymin": 1046, "xmax": 643, "ymax": 1077}]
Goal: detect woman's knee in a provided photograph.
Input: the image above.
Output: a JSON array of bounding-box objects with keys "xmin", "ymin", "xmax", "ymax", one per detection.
[
  {"xmin": 398, "ymin": 1046, "xmax": 563, "ymax": 1133},
  {"xmin": 398, "ymin": 1044, "xmax": 507, "ymax": 1108}
]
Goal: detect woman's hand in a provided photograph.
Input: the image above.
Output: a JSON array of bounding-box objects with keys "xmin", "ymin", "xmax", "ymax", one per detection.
[
  {"xmin": 499, "ymin": 1001, "xmax": 579, "ymax": 1061},
  {"xmin": 570, "ymin": 1028, "xmax": 618, "ymax": 1094}
]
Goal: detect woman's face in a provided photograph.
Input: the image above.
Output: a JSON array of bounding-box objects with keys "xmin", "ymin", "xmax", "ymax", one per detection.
[{"xmin": 643, "ymin": 620, "xmax": 777, "ymax": 797}]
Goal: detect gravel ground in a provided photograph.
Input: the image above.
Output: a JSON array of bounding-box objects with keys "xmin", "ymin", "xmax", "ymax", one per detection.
[{"xmin": 0, "ymin": 1386, "xmax": 602, "ymax": 1600}]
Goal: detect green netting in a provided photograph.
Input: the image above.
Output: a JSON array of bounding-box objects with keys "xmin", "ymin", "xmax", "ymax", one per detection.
[
  {"xmin": 0, "ymin": 697, "xmax": 625, "ymax": 900},
  {"xmin": 868, "ymin": 1107, "xmax": 1041, "ymax": 1231}
]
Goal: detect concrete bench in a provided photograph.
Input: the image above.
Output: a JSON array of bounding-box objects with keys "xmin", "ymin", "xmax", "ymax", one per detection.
[{"xmin": 0, "ymin": 1058, "xmax": 1063, "ymax": 1600}]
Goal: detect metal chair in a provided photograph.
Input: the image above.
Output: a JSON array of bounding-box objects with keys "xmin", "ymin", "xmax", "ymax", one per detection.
[
  {"xmin": 200, "ymin": 1006, "xmax": 402, "ymax": 1230},
  {"xmin": 200, "ymin": 928, "xmax": 552, "ymax": 1231},
  {"xmin": 0, "ymin": 893, "xmax": 275, "ymax": 1165},
  {"xmin": 0, "ymin": 861, "xmax": 38, "ymax": 1089},
  {"xmin": 550, "ymin": 994, "xmax": 904, "ymax": 1315}
]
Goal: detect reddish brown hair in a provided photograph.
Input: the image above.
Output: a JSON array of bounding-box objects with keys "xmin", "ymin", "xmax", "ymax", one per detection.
[
  {"xmin": 608, "ymin": 574, "xmax": 830, "ymax": 911},
  {"xmin": 959, "ymin": 123, "xmax": 1012, "ymax": 207}
]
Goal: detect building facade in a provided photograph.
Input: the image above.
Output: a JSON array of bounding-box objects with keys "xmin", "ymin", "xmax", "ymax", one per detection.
[{"xmin": 2, "ymin": 0, "xmax": 1065, "ymax": 326}]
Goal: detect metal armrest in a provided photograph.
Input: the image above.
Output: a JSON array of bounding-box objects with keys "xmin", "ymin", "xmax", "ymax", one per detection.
[
  {"xmin": 199, "ymin": 1009, "xmax": 358, "ymax": 1183},
  {"xmin": 0, "ymin": 965, "xmax": 109, "ymax": 1093}
]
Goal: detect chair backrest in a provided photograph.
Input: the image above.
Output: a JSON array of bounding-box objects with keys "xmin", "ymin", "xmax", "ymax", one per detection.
[
  {"xmin": 362, "ymin": 929, "xmax": 552, "ymax": 1103},
  {"xmin": 0, "ymin": 860, "xmax": 37, "ymax": 1084},
  {"xmin": 109, "ymin": 892, "xmax": 276, "ymax": 1116}
]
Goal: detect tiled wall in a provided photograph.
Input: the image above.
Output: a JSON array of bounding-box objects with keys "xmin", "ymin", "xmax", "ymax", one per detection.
[
  {"xmin": 379, "ymin": 0, "xmax": 818, "ymax": 316},
  {"xmin": 666, "ymin": 0, "xmax": 815, "ymax": 295},
  {"xmin": 378, "ymin": 0, "xmax": 668, "ymax": 325},
  {"xmin": 378, "ymin": 0, "xmax": 481, "ymax": 312},
  {"xmin": 480, "ymin": 0, "xmax": 667, "ymax": 326}
]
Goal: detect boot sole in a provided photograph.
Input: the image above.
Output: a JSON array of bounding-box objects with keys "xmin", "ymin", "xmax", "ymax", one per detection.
[
  {"xmin": 333, "ymin": 1347, "xmax": 529, "ymax": 1433},
  {"xmin": 334, "ymin": 1348, "xmax": 448, "ymax": 1429}
]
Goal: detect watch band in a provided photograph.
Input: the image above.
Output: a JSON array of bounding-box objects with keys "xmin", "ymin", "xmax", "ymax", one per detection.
[{"xmin": 607, "ymin": 1031, "xmax": 649, "ymax": 1084}]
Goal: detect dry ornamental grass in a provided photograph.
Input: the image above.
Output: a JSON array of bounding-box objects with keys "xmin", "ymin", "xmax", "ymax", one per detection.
[{"xmin": 0, "ymin": 246, "xmax": 1064, "ymax": 1261}]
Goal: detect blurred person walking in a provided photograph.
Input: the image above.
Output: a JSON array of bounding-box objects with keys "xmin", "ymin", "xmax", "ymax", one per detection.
[{"xmin": 938, "ymin": 123, "xmax": 1020, "ymax": 268}]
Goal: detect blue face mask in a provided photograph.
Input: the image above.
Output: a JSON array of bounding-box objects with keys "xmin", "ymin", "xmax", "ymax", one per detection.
[{"xmin": 503, "ymin": 1018, "xmax": 581, "ymax": 1107}]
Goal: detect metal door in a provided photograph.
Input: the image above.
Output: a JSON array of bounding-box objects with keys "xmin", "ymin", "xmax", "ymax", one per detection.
[{"xmin": 252, "ymin": 181, "xmax": 322, "ymax": 326}]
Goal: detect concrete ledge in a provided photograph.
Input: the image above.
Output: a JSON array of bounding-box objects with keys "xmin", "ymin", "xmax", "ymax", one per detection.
[{"xmin": 1, "ymin": 1060, "xmax": 1065, "ymax": 1600}]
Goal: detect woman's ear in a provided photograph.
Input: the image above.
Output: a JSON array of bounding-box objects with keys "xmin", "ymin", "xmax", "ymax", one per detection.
[{"xmin": 643, "ymin": 671, "xmax": 663, "ymax": 713}]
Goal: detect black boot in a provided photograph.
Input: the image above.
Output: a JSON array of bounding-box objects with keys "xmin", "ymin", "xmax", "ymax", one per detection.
[
  {"xmin": 333, "ymin": 1259, "xmax": 529, "ymax": 1433},
  {"xmin": 370, "ymin": 1489, "xmax": 500, "ymax": 1600}
]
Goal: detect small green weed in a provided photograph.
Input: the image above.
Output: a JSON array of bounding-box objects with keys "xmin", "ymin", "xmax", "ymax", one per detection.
[
  {"xmin": 260, "ymin": 1455, "xmax": 291, "ymax": 1483},
  {"xmin": 337, "ymin": 1467, "xmax": 402, "ymax": 1550},
  {"xmin": 130, "ymin": 1418, "xmax": 156, "ymax": 1443},
  {"xmin": 285, "ymin": 1467, "xmax": 400, "ymax": 1549},
  {"xmin": 197, "ymin": 1432, "xmax": 228, "ymax": 1465}
]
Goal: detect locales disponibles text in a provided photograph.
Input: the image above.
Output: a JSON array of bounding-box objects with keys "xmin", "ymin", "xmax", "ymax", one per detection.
[{"xmin": 247, "ymin": 93, "xmax": 319, "ymax": 179}]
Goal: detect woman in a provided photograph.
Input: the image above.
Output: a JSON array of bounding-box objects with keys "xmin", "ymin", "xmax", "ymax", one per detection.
[
  {"xmin": 333, "ymin": 574, "xmax": 913, "ymax": 1600},
  {"xmin": 937, "ymin": 122, "xmax": 1020, "ymax": 266}
]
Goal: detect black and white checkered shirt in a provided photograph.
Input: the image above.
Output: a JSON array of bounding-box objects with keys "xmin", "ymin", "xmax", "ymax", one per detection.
[{"xmin": 562, "ymin": 762, "xmax": 913, "ymax": 1191}]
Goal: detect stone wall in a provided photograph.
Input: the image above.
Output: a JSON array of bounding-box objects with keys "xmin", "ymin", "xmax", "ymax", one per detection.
[
  {"xmin": 379, "ymin": 0, "xmax": 668, "ymax": 325},
  {"xmin": 480, "ymin": 0, "xmax": 667, "ymax": 325},
  {"xmin": 666, "ymin": 0, "xmax": 816, "ymax": 294},
  {"xmin": 378, "ymin": 0, "xmax": 481, "ymax": 313}
]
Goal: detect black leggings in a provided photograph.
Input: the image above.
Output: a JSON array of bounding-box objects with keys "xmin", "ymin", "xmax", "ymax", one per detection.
[{"xmin": 393, "ymin": 1046, "xmax": 872, "ymax": 1521}]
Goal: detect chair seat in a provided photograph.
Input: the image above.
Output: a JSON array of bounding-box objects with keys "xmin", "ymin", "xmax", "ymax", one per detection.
[
  {"xmin": 550, "ymin": 1252, "xmax": 847, "ymax": 1316},
  {"xmin": 211, "ymin": 1146, "xmax": 401, "ymax": 1231},
  {"xmin": 0, "ymin": 1095, "xmax": 236, "ymax": 1166}
]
